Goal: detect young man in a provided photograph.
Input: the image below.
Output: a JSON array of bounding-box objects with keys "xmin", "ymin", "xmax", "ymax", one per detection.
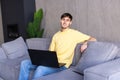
[{"xmin": 18, "ymin": 13, "xmax": 96, "ymax": 80}]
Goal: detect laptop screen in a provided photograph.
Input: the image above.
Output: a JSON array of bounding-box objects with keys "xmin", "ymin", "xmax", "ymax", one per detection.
[{"xmin": 28, "ymin": 49, "xmax": 60, "ymax": 68}]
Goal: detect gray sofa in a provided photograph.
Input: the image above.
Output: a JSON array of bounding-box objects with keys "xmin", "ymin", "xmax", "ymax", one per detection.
[{"xmin": 0, "ymin": 36, "xmax": 120, "ymax": 80}]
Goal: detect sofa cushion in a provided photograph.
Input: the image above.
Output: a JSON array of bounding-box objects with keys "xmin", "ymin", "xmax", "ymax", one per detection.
[
  {"xmin": 0, "ymin": 53, "xmax": 30, "ymax": 80},
  {"xmin": 0, "ymin": 47, "xmax": 7, "ymax": 59},
  {"xmin": 115, "ymin": 48, "xmax": 120, "ymax": 59},
  {"xmin": 74, "ymin": 41, "xmax": 119, "ymax": 74},
  {"xmin": 84, "ymin": 58, "xmax": 120, "ymax": 80},
  {"xmin": 26, "ymin": 38, "xmax": 51, "ymax": 50},
  {"xmin": 33, "ymin": 69, "xmax": 83, "ymax": 80},
  {"xmin": 1, "ymin": 36, "xmax": 28, "ymax": 59},
  {"xmin": 71, "ymin": 43, "xmax": 82, "ymax": 66},
  {"xmin": 111, "ymin": 42, "xmax": 120, "ymax": 59}
]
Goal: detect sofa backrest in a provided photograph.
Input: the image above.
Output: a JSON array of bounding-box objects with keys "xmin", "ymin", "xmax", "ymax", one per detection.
[
  {"xmin": 1, "ymin": 37, "xmax": 28, "ymax": 59},
  {"xmin": 26, "ymin": 38, "xmax": 83, "ymax": 67},
  {"xmin": 71, "ymin": 43, "xmax": 82, "ymax": 66},
  {"xmin": 112, "ymin": 42, "xmax": 120, "ymax": 58},
  {"xmin": 102, "ymin": 42, "xmax": 120, "ymax": 59},
  {"xmin": 26, "ymin": 38, "xmax": 51, "ymax": 50},
  {"xmin": 74, "ymin": 41, "xmax": 119, "ymax": 74},
  {"xmin": 26, "ymin": 38, "xmax": 120, "ymax": 69},
  {"xmin": 0, "ymin": 47, "xmax": 7, "ymax": 59}
]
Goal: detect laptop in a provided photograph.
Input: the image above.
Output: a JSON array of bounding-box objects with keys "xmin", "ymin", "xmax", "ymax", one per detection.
[{"xmin": 28, "ymin": 49, "xmax": 66, "ymax": 68}]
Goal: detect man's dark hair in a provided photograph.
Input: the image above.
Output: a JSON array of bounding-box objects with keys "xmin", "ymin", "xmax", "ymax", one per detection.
[{"xmin": 61, "ymin": 13, "xmax": 73, "ymax": 21}]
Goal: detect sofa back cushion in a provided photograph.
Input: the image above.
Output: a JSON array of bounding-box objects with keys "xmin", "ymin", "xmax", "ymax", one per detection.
[
  {"xmin": 0, "ymin": 47, "xmax": 7, "ymax": 59},
  {"xmin": 2, "ymin": 36, "xmax": 28, "ymax": 59},
  {"xmin": 74, "ymin": 41, "xmax": 119, "ymax": 74},
  {"xmin": 112, "ymin": 42, "xmax": 120, "ymax": 58},
  {"xmin": 115, "ymin": 49, "xmax": 120, "ymax": 58},
  {"xmin": 26, "ymin": 38, "xmax": 51, "ymax": 50},
  {"xmin": 71, "ymin": 43, "xmax": 82, "ymax": 66}
]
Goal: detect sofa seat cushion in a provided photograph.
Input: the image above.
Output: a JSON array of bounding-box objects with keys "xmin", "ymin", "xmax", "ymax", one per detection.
[
  {"xmin": 33, "ymin": 69, "xmax": 83, "ymax": 80},
  {"xmin": 2, "ymin": 37, "xmax": 28, "ymax": 59},
  {"xmin": 74, "ymin": 41, "xmax": 119, "ymax": 74},
  {"xmin": 84, "ymin": 58, "xmax": 120, "ymax": 80}
]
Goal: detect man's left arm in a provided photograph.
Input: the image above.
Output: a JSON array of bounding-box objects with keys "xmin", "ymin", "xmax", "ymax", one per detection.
[{"xmin": 80, "ymin": 37, "xmax": 97, "ymax": 53}]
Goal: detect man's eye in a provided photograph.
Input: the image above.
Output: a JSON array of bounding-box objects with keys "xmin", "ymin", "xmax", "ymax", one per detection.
[{"xmin": 66, "ymin": 19, "xmax": 70, "ymax": 21}]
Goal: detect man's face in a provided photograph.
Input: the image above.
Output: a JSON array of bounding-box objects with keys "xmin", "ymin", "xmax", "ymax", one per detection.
[{"xmin": 60, "ymin": 17, "xmax": 72, "ymax": 29}]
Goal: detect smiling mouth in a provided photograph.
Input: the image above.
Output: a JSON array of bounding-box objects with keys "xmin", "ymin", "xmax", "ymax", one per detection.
[{"xmin": 63, "ymin": 23, "xmax": 67, "ymax": 26}]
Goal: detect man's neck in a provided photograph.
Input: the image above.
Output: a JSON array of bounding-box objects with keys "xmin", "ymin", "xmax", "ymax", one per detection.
[{"xmin": 61, "ymin": 27, "xmax": 69, "ymax": 32}]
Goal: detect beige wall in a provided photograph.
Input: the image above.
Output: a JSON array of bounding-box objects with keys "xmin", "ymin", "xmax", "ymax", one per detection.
[
  {"xmin": 0, "ymin": 1, "xmax": 4, "ymax": 44},
  {"xmin": 35, "ymin": 0, "xmax": 120, "ymax": 42}
]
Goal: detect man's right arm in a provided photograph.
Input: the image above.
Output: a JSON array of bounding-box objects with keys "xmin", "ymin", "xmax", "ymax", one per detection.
[{"xmin": 80, "ymin": 36, "xmax": 97, "ymax": 53}]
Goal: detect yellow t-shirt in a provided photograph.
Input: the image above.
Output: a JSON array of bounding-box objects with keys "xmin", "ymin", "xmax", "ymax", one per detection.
[{"xmin": 49, "ymin": 28, "xmax": 90, "ymax": 68}]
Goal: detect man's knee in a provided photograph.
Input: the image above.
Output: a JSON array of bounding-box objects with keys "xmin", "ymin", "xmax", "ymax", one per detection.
[
  {"xmin": 33, "ymin": 66, "xmax": 47, "ymax": 79},
  {"xmin": 36, "ymin": 66, "xmax": 46, "ymax": 72},
  {"xmin": 21, "ymin": 59, "xmax": 31, "ymax": 68}
]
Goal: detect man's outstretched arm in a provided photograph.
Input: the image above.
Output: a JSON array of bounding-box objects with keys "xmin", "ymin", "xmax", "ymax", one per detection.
[{"xmin": 80, "ymin": 37, "xmax": 97, "ymax": 53}]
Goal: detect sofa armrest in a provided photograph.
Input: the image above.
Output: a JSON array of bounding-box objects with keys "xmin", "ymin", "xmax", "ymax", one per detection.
[{"xmin": 84, "ymin": 58, "xmax": 120, "ymax": 80}]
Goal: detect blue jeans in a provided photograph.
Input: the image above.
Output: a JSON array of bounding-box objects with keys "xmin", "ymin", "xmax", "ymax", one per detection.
[{"xmin": 18, "ymin": 59, "xmax": 67, "ymax": 80}]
